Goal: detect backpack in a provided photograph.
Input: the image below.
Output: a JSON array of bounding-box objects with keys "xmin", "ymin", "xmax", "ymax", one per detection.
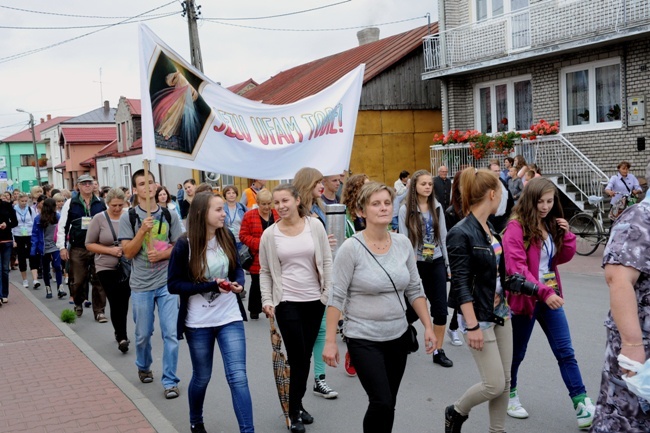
[{"xmin": 128, "ymin": 207, "xmax": 172, "ymax": 236}]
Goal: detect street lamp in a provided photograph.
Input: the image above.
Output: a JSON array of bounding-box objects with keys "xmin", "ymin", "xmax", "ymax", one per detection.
[{"xmin": 16, "ymin": 109, "xmax": 41, "ymax": 183}]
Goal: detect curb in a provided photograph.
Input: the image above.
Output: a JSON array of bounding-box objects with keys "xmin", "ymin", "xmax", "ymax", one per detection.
[{"xmin": 14, "ymin": 281, "xmax": 178, "ymax": 433}]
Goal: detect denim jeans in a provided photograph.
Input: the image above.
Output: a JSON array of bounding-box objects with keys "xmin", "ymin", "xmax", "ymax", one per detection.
[
  {"xmin": 511, "ymin": 303, "xmax": 586, "ymax": 399},
  {"xmin": 42, "ymin": 251, "xmax": 63, "ymax": 288},
  {"xmin": 185, "ymin": 321, "xmax": 254, "ymax": 432},
  {"xmin": 131, "ymin": 285, "xmax": 180, "ymax": 389},
  {"xmin": 0, "ymin": 242, "xmax": 12, "ymax": 298},
  {"xmin": 347, "ymin": 332, "xmax": 409, "ymax": 433}
]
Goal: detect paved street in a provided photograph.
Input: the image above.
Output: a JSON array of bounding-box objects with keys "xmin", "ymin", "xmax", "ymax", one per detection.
[{"xmin": 4, "ymin": 250, "xmax": 609, "ymax": 433}]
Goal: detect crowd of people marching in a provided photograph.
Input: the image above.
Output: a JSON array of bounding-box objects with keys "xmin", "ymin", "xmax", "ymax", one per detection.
[{"xmin": 0, "ymin": 158, "xmax": 647, "ymax": 433}]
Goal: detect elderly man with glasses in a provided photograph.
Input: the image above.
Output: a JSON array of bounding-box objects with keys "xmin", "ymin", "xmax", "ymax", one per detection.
[
  {"xmin": 57, "ymin": 174, "xmax": 107, "ymax": 320},
  {"xmin": 433, "ymin": 166, "xmax": 452, "ymax": 211}
]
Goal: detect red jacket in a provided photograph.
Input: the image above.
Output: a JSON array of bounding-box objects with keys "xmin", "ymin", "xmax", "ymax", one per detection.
[{"xmin": 239, "ymin": 208, "xmax": 279, "ymax": 274}]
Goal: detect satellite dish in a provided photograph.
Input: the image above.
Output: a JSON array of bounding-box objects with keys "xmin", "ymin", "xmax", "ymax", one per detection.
[{"xmin": 205, "ymin": 172, "xmax": 220, "ymax": 183}]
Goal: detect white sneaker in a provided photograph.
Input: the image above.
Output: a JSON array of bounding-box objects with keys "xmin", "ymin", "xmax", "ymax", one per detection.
[
  {"xmin": 507, "ymin": 392, "xmax": 529, "ymax": 419},
  {"xmin": 576, "ymin": 397, "xmax": 595, "ymax": 430},
  {"xmin": 22, "ymin": 280, "xmax": 28, "ymax": 288},
  {"xmin": 447, "ymin": 328, "xmax": 463, "ymax": 346}
]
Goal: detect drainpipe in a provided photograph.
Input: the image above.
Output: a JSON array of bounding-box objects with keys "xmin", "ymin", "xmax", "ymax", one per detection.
[{"xmin": 439, "ymin": 1, "xmax": 449, "ymax": 132}]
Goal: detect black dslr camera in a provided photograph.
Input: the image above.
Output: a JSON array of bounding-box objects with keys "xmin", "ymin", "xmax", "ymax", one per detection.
[{"xmin": 504, "ymin": 274, "xmax": 538, "ymax": 297}]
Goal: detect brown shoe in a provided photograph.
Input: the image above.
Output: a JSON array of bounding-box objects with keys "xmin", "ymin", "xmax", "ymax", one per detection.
[
  {"xmin": 164, "ymin": 386, "xmax": 179, "ymax": 399},
  {"xmin": 138, "ymin": 370, "xmax": 154, "ymax": 383}
]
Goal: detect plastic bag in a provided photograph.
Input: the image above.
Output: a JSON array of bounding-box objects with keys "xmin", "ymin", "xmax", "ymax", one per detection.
[{"xmin": 617, "ymin": 354, "xmax": 650, "ymax": 400}]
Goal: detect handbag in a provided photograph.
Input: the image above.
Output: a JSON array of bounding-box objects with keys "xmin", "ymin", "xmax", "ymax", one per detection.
[
  {"xmin": 238, "ymin": 243, "xmax": 254, "ymax": 271},
  {"xmin": 609, "ymin": 177, "xmax": 635, "ymax": 221},
  {"xmin": 105, "ymin": 212, "xmax": 131, "ymax": 284},
  {"xmin": 352, "ymin": 236, "xmax": 419, "ymax": 353}
]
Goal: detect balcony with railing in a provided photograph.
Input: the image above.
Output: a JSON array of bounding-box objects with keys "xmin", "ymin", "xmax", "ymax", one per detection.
[{"xmin": 423, "ymin": 0, "xmax": 650, "ymax": 78}]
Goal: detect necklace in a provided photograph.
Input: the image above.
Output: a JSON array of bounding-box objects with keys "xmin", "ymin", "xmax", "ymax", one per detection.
[{"xmin": 371, "ymin": 235, "xmax": 391, "ymax": 251}]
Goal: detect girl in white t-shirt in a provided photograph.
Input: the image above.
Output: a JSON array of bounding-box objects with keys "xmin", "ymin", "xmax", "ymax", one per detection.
[{"xmin": 168, "ymin": 192, "xmax": 253, "ymax": 433}]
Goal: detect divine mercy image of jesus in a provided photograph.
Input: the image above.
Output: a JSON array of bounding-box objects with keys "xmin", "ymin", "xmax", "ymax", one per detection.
[{"xmin": 149, "ymin": 51, "xmax": 211, "ymax": 155}]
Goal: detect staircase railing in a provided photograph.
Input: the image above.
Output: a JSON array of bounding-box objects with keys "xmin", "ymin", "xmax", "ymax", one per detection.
[{"xmin": 430, "ymin": 134, "xmax": 609, "ymax": 202}]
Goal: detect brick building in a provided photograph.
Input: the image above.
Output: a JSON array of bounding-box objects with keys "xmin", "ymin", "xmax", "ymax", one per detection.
[{"xmin": 423, "ymin": 0, "xmax": 650, "ymax": 178}]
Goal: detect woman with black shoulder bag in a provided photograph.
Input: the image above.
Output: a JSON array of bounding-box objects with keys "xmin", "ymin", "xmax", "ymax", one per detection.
[
  {"xmin": 322, "ymin": 182, "xmax": 435, "ymax": 433},
  {"xmin": 85, "ymin": 187, "xmax": 131, "ymax": 353}
]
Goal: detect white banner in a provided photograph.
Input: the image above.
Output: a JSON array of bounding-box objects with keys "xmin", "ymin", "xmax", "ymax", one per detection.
[{"xmin": 139, "ymin": 25, "xmax": 364, "ymax": 180}]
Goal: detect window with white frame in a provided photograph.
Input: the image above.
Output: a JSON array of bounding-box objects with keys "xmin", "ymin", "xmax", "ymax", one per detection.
[
  {"xmin": 474, "ymin": 0, "xmax": 528, "ymax": 21},
  {"xmin": 120, "ymin": 163, "xmax": 131, "ymax": 189},
  {"xmin": 560, "ymin": 58, "xmax": 621, "ymax": 130},
  {"xmin": 475, "ymin": 75, "xmax": 533, "ymax": 133},
  {"xmin": 221, "ymin": 174, "xmax": 234, "ymax": 187}
]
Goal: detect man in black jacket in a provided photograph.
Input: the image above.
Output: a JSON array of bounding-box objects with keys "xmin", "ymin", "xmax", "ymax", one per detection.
[
  {"xmin": 488, "ymin": 162, "xmax": 515, "ymax": 233},
  {"xmin": 434, "ymin": 166, "xmax": 452, "ymax": 210},
  {"xmin": 58, "ymin": 174, "xmax": 107, "ymax": 319}
]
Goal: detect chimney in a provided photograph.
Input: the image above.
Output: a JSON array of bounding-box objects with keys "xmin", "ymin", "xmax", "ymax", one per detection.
[
  {"xmin": 40, "ymin": 118, "xmax": 45, "ymax": 124},
  {"xmin": 103, "ymin": 100, "xmax": 110, "ymax": 113},
  {"xmin": 357, "ymin": 27, "xmax": 380, "ymax": 46},
  {"xmin": 47, "ymin": 114, "xmax": 51, "ymax": 121}
]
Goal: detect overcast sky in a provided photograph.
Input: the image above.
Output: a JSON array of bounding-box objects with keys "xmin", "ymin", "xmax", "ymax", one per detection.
[{"xmin": 0, "ymin": 0, "xmax": 438, "ymax": 139}]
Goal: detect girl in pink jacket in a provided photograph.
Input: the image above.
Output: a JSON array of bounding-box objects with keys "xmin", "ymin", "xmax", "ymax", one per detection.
[{"xmin": 502, "ymin": 177, "xmax": 595, "ymax": 431}]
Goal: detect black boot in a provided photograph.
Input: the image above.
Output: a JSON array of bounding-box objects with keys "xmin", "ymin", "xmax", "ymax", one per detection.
[
  {"xmin": 290, "ymin": 412, "xmax": 305, "ymax": 433},
  {"xmin": 434, "ymin": 348, "xmax": 454, "ymax": 367},
  {"xmin": 299, "ymin": 405, "xmax": 314, "ymax": 424},
  {"xmin": 444, "ymin": 405, "xmax": 468, "ymax": 433},
  {"xmin": 190, "ymin": 423, "xmax": 207, "ymax": 433}
]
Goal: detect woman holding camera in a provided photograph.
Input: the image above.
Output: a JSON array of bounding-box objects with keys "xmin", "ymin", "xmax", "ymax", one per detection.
[
  {"xmin": 502, "ymin": 177, "xmax": 594, "ymax": 430},
  {"xmin": 445, "ymin": 168, "xmax": 512, "ymax": 433}
]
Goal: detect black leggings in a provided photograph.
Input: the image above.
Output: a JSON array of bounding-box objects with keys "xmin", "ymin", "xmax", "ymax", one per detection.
[
  {"xmin": 96, "ymin": 270, "xmax": 131, "ymax": 342},
  {"xmin": 417, "ymin": 258, "xmax": 448, "ymax": 326},
  {"xmin": 14, "ymin": 236, "xmax": 39, "ymax": 273},
  {"xmin": 347, "ymin": 332, "xmax": 409, "ymax": 433},
  {"xmin": 247, "ymin": 273, "xmax": 262, "ymax": 315},
  {"xmin": 275, "ymin": 300, "xmax": 324, "ymax": 416}
]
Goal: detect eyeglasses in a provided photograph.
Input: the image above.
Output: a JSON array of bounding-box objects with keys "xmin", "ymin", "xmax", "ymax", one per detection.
[{"xmin": 79, "ymin": 181, "xmax": 93, "ymax": 186}]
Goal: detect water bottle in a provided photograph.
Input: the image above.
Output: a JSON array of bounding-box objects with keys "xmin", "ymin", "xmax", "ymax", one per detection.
[{"xmin": 325, "ymin": 204, "xmax": 346, "ymax": 258}]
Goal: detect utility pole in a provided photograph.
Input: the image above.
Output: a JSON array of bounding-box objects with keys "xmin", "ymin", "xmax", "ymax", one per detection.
[
  {"xmin": 16, "ymin": 109, "xmax": 41, "ymax": 183},
  {"xmin": 185, "ymin": 0, "xmax": 203, "ymax": 73},
  {"xmin": 184, "ymin": 0, "xmax": 204, "ymax": 182}
]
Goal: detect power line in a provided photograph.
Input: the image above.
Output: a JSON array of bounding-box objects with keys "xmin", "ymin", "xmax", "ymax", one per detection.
[
  {"xmin": 0, "ymin": 4, "xmax": 175, "ymax": 19},
  {"xmin": 0, "ymin": 120, "xmax": 29, "ymax": 130},
  {"xmin": 202, "ymin": 0, "xmax": 351, "ymax": 21},
  {"xmin": 202, "ymin": 15, "xmax": 427, "ymax": 32},
  {"xmin": 0, "ymin": 1, "xmax": 179, "ymax": 64},
  {"xmin": 0, "ymin": 12, "xmax": 178, "ymax": 30}
]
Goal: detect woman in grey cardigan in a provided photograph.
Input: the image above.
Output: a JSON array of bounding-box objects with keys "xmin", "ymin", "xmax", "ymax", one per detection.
[
  {"xmin": 260, "ymin": 184, "xmax": 332, "ymax": 433},
  {"xmin": 322, "ymin": 182, "xmax": 435, "ymax": 433}
]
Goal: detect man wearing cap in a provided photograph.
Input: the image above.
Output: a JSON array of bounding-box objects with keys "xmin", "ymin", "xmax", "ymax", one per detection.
[{"xmin": 57, "ymin": 175, "xmax": 107, "ymax": 320}]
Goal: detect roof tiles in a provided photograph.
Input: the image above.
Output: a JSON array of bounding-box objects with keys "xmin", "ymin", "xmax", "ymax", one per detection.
[
  {"xmin": 242, "ymin": 24, "xmax": 436, "ymax": 104},
  {"xmin": 61, "ymin": 127, "xmax": 116, "ymax": 143}
]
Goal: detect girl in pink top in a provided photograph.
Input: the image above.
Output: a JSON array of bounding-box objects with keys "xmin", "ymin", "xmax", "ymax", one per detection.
[{"xmin": 502, "ymin": 177, "xmax": 595, "ymax": 430}]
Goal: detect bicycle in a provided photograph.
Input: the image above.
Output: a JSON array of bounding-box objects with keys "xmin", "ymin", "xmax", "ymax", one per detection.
[{"xmin": 568, "ymin": 194, "xmax": 635, "ymax": 256}]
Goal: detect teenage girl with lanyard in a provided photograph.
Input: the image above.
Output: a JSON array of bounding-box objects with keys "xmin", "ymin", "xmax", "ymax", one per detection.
[
  {"xmin": 502, "ymin": 177, "xmax": 595, "ymax": 430},
  {"xmin": 398, "ymin": 169, "xmax": 451, "ymax": 368},
  {"xmin": 13, "ymin": 193, "xmax": 40, "ymax": 289}
]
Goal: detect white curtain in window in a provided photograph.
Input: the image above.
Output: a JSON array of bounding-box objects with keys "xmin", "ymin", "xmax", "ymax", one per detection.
[
  {"xmin": 514, "ymin": 80, "xmax": 533, "ymax": 130},
  {"xmin": 511, "ymin": 0, "xmax": 529, "ymax": 11},
  {"xmin": 496, "ymin": 84, "xmax": 508, "ymax": 132},
  {"xmin": 596, "ymin": 64, "xmax": 620, "ymax": 123},
  {"xmin": 479, "ymin": 87, "xmax": 492, "ymax": 133},
  {"xmin": 566, "ymin": 70, "xmax": 589, "ymax": 126}
]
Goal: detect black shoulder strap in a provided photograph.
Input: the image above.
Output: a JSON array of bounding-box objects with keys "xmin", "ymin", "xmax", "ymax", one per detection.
[
  {"xmin": 104, "ymin": 211, "xmax": 119, "ymax": 245},
  {"xmin": 129, "ymin": 206, "xmax": 172, "ymax": 236},
  {"xmin": 352, "ymin": 236, "xmax": 405, "ymax": 310},
  {"xmin": 28, "ymin": 207, "xmax": 32, "ymax": 216},
  {"xmin": 128, "ymin": 207, "xmax": 139, "ymax": 234}
]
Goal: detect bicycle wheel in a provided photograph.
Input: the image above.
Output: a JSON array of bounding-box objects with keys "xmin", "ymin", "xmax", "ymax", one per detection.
[{"xmin": 569, "ymin": 213, "xmax": 601, "ymax": 256}]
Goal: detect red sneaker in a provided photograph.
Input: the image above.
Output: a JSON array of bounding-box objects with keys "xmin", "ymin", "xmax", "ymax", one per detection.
[{"xmin": 344, "ymin": 351, "xmax": 357, "ymax": 377}]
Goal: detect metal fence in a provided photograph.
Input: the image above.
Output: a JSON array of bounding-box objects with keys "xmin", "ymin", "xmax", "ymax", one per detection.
[
  {"xmin": 424, "ymin": 0, "xmax": 650, "ymax": 71},
  {"xmin": 430, "ymin": 135, "xmax": 610, "ymax": 202}
]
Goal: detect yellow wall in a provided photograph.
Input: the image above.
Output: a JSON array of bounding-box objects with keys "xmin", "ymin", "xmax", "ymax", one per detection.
[
  {"xmin": 231, "ymin": 109, "xmax": 441, "ymax": 188},
  {"xmin": 350, "ymin": 110, "xmax": 442, "ymax": 184}
]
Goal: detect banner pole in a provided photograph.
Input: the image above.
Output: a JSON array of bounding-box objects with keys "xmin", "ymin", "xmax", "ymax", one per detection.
[{"xmin": 143, "ymin": 159, "xmax": 151, "ymax": 219}]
